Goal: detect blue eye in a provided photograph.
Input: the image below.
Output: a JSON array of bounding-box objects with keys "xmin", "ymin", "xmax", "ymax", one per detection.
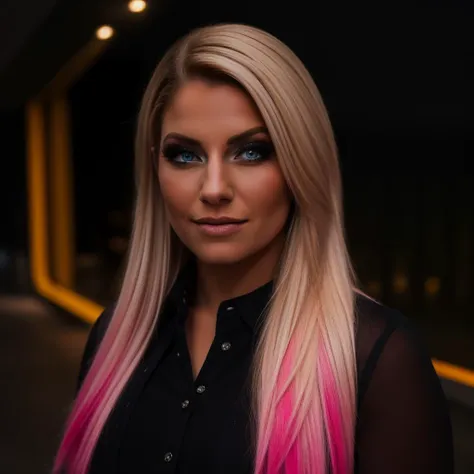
[
  {"xmin": 176, "ymin": 151, "xmax": 196, "ymax": 163},
  {"xmin": 242, "ymin": 149, "xmax": 262, "ymax": 161},
  {"xmin": 238, "ymin": 142, "xmax": 274, "ymax": 163},
  {"xmin": 162, "ymin": 144, "xmax": 199, "ymax": 165}
]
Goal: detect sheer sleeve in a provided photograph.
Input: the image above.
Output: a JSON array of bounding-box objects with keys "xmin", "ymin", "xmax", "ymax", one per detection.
[{"xmin": 356, "ymin": 317, "xmax": 454, "ymax": 474}]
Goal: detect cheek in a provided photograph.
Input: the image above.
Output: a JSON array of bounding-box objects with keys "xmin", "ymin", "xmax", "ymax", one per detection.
[
  {"xmin": 245, "ymin": 167, "xmax": 291, "ymax": 217},
  {"xmin": 158, "ymin": 170, "xmax": 192, "ymax": 218}
]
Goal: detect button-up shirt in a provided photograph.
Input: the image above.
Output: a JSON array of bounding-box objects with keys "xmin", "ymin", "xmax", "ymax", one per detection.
[{"xmin": 77, "ymin": 265, "xmax": 453, "ymax": 474}]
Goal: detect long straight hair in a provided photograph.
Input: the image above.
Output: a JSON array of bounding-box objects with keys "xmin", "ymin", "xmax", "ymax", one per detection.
[{"xmin": 54, "ymin": 24, "xmax": 356, "ymax": 474}]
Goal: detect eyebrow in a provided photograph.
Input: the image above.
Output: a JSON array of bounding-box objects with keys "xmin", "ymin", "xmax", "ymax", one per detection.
[{"xmin": 162, "ymin": 126, "xmax": 269, "ymax": 147}]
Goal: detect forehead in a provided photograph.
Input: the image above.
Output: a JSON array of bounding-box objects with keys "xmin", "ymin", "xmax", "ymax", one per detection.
[{"xmin": 161, "ymin": 79, "xmax": 265, "ymax": 140}]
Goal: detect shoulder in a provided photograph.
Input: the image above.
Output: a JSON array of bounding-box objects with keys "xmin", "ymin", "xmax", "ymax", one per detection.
[
  {"xmin": 354, "ymin": 293, "xmax": 435, "ymax": 404},
  {"xmin": 355, "ymin": 292, "xmax": 412, "ymax": 334},
  {"xmin": 354, "ymin": 295, "xmax": 453, "ymax": 472},
  {"xmin": 354, "ymin": 292, "xmax": 417, "ymax": 360}
]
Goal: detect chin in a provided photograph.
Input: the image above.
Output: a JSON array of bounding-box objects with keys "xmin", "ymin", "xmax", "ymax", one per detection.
[{"xmin": 190, "ymin": 242, "xmax": 253, "ymax": 266}]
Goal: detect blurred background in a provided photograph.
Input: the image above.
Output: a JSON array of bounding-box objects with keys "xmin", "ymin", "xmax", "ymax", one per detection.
[{"xmin": 0, "ymin": 0, "xmax": 472, "ymax": 472}]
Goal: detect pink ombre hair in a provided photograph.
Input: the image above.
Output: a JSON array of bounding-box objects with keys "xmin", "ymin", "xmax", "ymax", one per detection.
[{"xmin": 54, "ymin": 24, "xmax": 357, "ymax": 474}]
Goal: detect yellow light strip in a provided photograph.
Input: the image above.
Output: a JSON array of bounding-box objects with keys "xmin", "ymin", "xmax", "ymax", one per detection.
[
  {"xmin": 25, "ymin": 38, "xmax": 110, "ymax": 324},
  {"xmin": 50, "ymin": 96, "xmax": 75, "ymax": 288},
  {"xmin": 27, "ymin": 101, "xmax": 49, "ymax": 282},
  {"xmin": 46, "ymin": 40, "xmax": 108, "ymax": 303},
  {"xmin": 27, "ymin": 100, "xmax": 104, "ymax": 324},
  {"xmin": 432, "ymin": 359, "xmax": 474, "ymax": 388}
]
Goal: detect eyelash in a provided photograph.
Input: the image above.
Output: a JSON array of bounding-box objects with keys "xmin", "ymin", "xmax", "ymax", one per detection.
[{"xmin": 161, "ymin": 141, "xmax": 274, "ymax": 166}]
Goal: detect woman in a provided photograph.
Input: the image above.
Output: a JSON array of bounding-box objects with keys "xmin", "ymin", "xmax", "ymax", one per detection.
[{"xmin": 54, "ymin": 24, "xmax": 453, "ymax": 474}]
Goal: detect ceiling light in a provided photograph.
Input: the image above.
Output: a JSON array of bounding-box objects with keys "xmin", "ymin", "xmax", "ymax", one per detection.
[
  {"xmin": 128, "ymin": 0, "xmax": 147, "ymax": 13},
  {"xmin": 96, "ymin": 25, "xmax": 114, "ymax": 41}
]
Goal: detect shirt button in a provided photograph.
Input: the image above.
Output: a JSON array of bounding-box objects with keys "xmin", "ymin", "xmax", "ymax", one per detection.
[
  {"xmin": 221, "ymin": 342, "xmax": 231, "ymax": 351},
  {"xmin": 196, "ymin": 385, "xmax": 206, "ymax": 394},
  {"xmin": 181, "ymin": 399, "xmax": 190, "ymax": 409},
  {"xmin": 164, "ymin": 452, "xmax": 173, "ymax": 462}
]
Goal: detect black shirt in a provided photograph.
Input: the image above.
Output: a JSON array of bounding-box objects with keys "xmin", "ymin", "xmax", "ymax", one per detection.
[{"xmin": 77, "ymin": 270, "xmax": 454, "ymax": 474}]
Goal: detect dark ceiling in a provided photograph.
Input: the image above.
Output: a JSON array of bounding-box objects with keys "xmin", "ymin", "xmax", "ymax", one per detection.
[
  {"xmin": 0, "ymin": 0, "xmax": 470, "ymax": 132},
  {"xmin": 0, "ymin": 0, "xmax": 158, "ymax": 108},
  {"xmin": 0, "ymin": 0, "xmax": 59, "ymax": 74}
]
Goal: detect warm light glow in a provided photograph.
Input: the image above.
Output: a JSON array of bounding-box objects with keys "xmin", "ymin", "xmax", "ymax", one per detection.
[
  {"xmin": 96, "ymin": 25, "xmax": 114, "ymax": 41},
  {"xmin": 425, "ymin": 276, "xmax": 441, "ymax": 296},
  {"xmin": 366, "ymin": 280, "xmax": 381, "ymax": 297},
  {"xmin": 128, "ymin": 0, "xmax": 147, "ymax": 13},
  {"xmin": 393, "ymin": 273, "xmax": 409, "ymax": 294}
]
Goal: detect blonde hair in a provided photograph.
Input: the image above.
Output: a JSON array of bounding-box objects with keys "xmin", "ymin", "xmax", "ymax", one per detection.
[{"xmin": 54, "ymin": 23, "xmax": 356, "ymax": 474}]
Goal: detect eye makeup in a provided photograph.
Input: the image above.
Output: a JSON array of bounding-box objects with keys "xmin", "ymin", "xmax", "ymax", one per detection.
[
  {"xmin": 161, "ymin": 143, "xmax": 201, "ymax": 165},
  {"xmin": 233, "ymin": 140, "xmax": 274, "ymax": 163},
  {"xmin": 160, "ymin": 127, "xmax": 275, "ymax": 167}
]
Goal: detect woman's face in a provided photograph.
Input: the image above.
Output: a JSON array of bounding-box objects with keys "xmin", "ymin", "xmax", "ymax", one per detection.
[{"xmin": 158, "ymin": 78, "xmax": 291, "ymax": 265}]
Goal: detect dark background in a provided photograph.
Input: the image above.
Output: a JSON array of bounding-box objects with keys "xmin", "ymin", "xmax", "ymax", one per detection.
[
  {"xmin": 0, "ymin": 2, "xmax": 472, "ymax": 471},
  {"xmin": 1, "ymin": 0, "xmax": 472, "ymax": 359}
]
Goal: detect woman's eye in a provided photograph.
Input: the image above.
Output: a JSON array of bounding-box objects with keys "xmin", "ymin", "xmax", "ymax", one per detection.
[
  {"xmin": 162, "ymin": 144, "xmax": 200, "ymax": 165},
  {"xmin": 241, "ymin": 149, "xmax": 262, "ymax": 161},
  {"xmin": 237, "ymin": 142, "xmax": 274, "ymax": 162},
  {"xmin": 175, "ymin": 151, "xmax": 197, "ymax": 163}
]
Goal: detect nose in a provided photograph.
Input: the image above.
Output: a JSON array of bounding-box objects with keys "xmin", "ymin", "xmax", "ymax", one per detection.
[{"xmin": 199, "ymin": 156, "xmax": 233, "ymax": 205}]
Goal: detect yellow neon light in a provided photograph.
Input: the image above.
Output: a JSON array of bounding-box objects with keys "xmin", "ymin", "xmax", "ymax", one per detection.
[
  {"xmin": 27, "ymin": 100, "xmax": 104, "ymax": 324},
  {"xmin": 46, "ymin": 40, "xmax": 108, "ymax": 292},
  {"xmin": 432, "ymin": 359, "xmax": 474, "ymax": 388},
  {"xmin": 25, "ymin": 39, "xmax": 110, "ymax": 323},
  {"xmin": 50, "ymin": 97, "xmax": 75, "ymax": 288}
]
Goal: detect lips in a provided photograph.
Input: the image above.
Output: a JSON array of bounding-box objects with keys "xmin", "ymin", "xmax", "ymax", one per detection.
[
  {"xmin": 193, "ymin": 217, "xmax": 248, "ymax": 225},
  {"xmin": 192, "ymin": 217, "xmax": 248, "ymax": 236}
]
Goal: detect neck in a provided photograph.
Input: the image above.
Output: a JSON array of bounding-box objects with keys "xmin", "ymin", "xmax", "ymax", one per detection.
[{"xmin": 194, "ymin": 235, "xmax": 284, "ymax": 312}]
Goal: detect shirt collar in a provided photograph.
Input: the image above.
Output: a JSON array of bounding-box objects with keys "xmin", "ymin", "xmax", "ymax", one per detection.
[{"xmin": 166, "ymin": 259, "xmax": 274, "ymax": 332}]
